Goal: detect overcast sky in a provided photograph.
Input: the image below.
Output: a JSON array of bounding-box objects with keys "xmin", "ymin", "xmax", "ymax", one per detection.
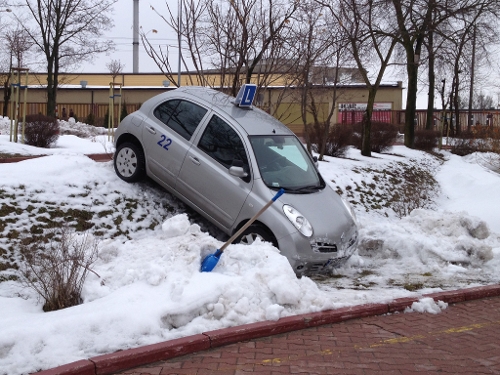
[
  {"xmin": 7, "ymin": 0, "xmax": 482, "ymax": 108},
  {"xmin": 87, "ymin": 0, "xmax": 179, "ymax": 73},
  {"xmin": 90, "ymin": 0, "xmax": 436, "ymax": 108}
]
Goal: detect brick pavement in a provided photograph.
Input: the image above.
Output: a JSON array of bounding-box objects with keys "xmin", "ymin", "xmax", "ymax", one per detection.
[{"xmin": 116, "ymin": 296, "xmax": 500, "ymax": 375}]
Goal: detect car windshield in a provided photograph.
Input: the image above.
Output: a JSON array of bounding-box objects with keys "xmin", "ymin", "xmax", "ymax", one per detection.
[{"xmin": 250, "ymin": 135, "xmax": 325, "ymax": 193}]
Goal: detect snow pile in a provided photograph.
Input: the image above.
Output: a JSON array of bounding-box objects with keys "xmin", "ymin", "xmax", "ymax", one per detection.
[
  {"xmin": 405, "ymin": 297, "xmax": 448, "ymax": 314},
  {"xmin": 1, "ymin": 214, "xmax": 341, "ymax": 375},
  {"xmin": 0, "ymin": 118, "xmax": 499, "ymax": 374}
]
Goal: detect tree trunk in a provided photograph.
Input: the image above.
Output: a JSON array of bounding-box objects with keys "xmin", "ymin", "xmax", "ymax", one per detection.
[
  {"xmin": 46, "ymin": 54, "xmax": 57, "ymax": 117},
  {"xmin": 426, "ymin": 30, "xmax": 435, "ymax": 130},
  {"xmin": 361, "ymin": 88, "xmax": 376, "ymax": 157},
  {"xmin": 404, "ymin": 57, "xmax": 418, "ymax": 148},
  {"xmin": 467, "ymin": 25, "xmax": 476, "ymax": 132},
  {"xmin": 3, "ymin": 79, "xmax": 10, "ymax": 117},
  {"xmin": 453, "ymin": 82, "xmax": 461, "ymax": 135}
]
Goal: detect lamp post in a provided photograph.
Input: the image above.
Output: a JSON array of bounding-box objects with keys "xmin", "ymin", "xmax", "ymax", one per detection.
[{"xmin": 177, "ymin": 0, "xmax": 182, "ymax": 87}]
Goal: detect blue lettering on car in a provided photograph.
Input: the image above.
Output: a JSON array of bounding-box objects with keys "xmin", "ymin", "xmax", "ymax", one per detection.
[{"xmin": 157, "ymin": 135, "xmax": 173, "ymax": 150}]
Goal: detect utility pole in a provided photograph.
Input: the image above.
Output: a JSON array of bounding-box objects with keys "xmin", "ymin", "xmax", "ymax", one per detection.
[{"xmin": 133, "ymin": 0, "xmax": 139, "ymax": 73}]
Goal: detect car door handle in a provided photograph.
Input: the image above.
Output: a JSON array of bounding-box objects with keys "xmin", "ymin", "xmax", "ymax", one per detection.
[
  {"xmin": 189, "ymin": 156, "xmax": 201, "ymax": 165},
  {"xmin": 146, "ymin": 126, "xmax": 156, "ymax": 135}
]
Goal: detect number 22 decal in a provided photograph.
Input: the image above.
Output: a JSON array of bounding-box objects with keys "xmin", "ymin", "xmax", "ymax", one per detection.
[{"xmin": 157, "ymin": 135, "xmax": 173, "ymax": 150}]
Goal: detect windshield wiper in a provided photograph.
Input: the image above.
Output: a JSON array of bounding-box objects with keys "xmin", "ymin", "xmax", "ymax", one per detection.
[{"xmin": 283, "ymin": 185, "xmax": 322, "ymax": 194}]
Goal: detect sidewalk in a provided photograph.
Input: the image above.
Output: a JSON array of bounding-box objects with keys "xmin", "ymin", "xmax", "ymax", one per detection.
[
  {"xmin": 36, "ymin": 284, "xmax": 500, "ymax": 375},
  {"xmin": 118, "ymin": 294, "xmax": 500, "ymax": 375}
]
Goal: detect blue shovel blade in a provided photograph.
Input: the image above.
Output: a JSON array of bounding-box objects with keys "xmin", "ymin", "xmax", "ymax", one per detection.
[{"xmin": 200, "ymin": 249, "xmax": 222, "ymax": 272}]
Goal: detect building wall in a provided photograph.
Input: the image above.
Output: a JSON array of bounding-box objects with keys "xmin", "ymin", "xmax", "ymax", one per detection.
[{"xmin": 8, "ymin": 73, "xmax": 404, "ymax": 131}]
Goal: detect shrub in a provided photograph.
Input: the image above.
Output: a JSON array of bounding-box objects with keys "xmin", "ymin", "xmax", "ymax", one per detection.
[
  {"xmin": 103, "ymin": 110, "xmax": 109, "ymax": 128},
  {"xmin": 414, "ymin": 129, "xmax": 439, "ymax": 151},
  {"xmin": 20, "ymin": 226, "xmax": 99, "ymax": 312},
  {"xmin": 489, "ymin": 127, "xmax": 500, "ymax": 154},
  {"xmin": 85, "ymin": 112, "xmax": 95, "ymax": 126},
  {"xmin": 120, "ymin": 103, "xmax": 128, "ymax": 122},
  {"xmin": 352, "ymin": 121, "xmax": 399, "ymax": 153},
  {"xmin": 68, "ymin": 109, "xmax": 78, "ymax": 122},
  {"xmin": 319, "ymin": 124, "xmax": 353, "ymax": 158},
  {"xmin": 24, "ymin": 114, "xmax": 60, "ymax": 148},
  {"xmin": 370, "ymin": 122, "xmax": 399, "ymax": 153},
  {"xmin": 450, "ymin": 130, "xmax": 483, "ymax": 156}
]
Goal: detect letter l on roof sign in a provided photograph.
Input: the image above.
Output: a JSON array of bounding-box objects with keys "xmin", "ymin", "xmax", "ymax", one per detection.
[{"xmin": 234, "ymin": 84, "xmax": 257, "ymax": 108}]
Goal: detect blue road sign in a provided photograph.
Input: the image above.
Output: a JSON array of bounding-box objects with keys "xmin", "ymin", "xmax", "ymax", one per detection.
[{"xmin": 234, "ymin": 84, "xmax": 257, "ymax": 108}]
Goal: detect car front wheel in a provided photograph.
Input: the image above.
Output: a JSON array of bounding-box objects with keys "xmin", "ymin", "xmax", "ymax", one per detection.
[
  {"xmin": 114, "ymin": 142, "xmax": 145, "ymax": 182},
  {"xmin": 235, "ymin": 224, "xmax": 278, "ymax": 248}
]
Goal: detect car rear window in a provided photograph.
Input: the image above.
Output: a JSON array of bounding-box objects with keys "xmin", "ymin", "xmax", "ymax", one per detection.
[{"xmin": 153, "ymin": 99, "xmax": 207, "ymax": 140}]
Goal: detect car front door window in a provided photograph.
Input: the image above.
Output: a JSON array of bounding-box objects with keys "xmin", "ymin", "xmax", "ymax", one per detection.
[
  {"xmin": 198, "ymin": 115, "xmax": 250, "ymax": 181},
  {"xmin": 176, "ymin": 114, "xmax": 253, "ymax": 228}
]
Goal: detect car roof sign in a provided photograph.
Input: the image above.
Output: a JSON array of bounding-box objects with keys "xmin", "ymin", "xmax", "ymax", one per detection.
[{"xmin": 233, "ymin": 84, "xmax": 257, "ymax": 108}]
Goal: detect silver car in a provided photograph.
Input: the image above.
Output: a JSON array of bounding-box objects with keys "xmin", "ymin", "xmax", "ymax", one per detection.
[{"xmin": 113, "ymin": 86, "xmax": 358, "ymax": 276}]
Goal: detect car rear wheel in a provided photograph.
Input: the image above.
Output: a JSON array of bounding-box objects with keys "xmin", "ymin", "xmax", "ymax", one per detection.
[
  {"xmin": 235, "ymin": 224, "xmax": 278, "ymax": 248},
  {"xmin": 114, "ymin": 142, "xmax": 145, "ymax": 182}
]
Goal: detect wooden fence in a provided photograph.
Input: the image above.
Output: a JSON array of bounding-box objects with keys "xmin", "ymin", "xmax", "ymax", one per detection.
[
  {"xmin": 339, "ymin": 109, "xmax": 500, "ymax": 133},
  {"xmin": 13, "ymin": 103, "xmax": 140, "ymax": 127},
  {"xmin": 396, "ymin": 110, "xmax": 500, "ymax": 132},
  {"xmin": 7, "ymin": 101, "xmax": 500, "ymax": 133}
]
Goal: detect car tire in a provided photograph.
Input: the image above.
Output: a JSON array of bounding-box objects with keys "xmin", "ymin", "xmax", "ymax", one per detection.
[
  {"xmin": 114, "ymin": 142, "xmax": 145, "ymax": 182},
  {"xmin": 235, "ymin": 224, "xmax": 278, "ymax": 248}
]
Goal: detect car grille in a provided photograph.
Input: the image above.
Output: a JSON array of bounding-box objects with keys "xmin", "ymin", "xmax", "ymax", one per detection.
[{"xmin": 312, "ymin": 242, "xmax": 338, "ymax": 253}]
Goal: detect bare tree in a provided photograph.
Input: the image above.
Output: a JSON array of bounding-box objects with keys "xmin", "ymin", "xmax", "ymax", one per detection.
[
  {"xmin": 106, "ymin": 59, "xmax": 125, "ymax": 84},
  {"xmin": 473, "ymin": 92, "xmax": 496, "ymax": 109},
  {"xmin": 391, "ymin": 0, "xmax": 437, "ymax": 147},
  {"xmin": 289, "ymin": 1, "xmax": 351, "ymax": 159},
  {"xmin": 5, "ymin": 27, "xmax": 33, "ymax": 68},
  {"xmin": 18, "ymin": 0, "xmax": 117, "ymax": 117},
  {"xmin": 391, "ymin": 0, "xmax": 500, "ymax": 143},
  {"xmin": 142, "ymin": 0, "xmax": 298, "ymax": 96},
  {"xmin": 1, "ymin": 26, "xmax": 33, "ymax": 116},
  {"xmin": 436, "ymin": 3, "xmax": 500, "ymax": 135},
  {"xmin": 321, "ymin": 0, "xmax": 398, "ymax": 157}
]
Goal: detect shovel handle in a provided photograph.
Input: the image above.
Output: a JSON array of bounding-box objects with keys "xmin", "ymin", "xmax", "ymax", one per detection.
[{"xmin": 219, "ymin": 188, "xmax": 284, "ymax": 253}]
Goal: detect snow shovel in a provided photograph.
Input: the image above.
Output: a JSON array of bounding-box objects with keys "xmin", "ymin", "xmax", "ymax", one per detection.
[{"xmin": 200, "ymin": 188, "xmax": 285, "ymax": 272}]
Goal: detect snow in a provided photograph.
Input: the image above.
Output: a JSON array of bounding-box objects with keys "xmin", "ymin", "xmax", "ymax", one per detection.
[
  {"xmin": 0, "ymin": 115, "xmax": 499, "ymax": 374},
  {"xmin": 405, "ymin": 297, "xmax": 448, "ymax": 314}
]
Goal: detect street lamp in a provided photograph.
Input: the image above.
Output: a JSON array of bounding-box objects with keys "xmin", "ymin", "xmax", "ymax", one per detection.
[{"xmin": 177, "ymin": 0, "xmax": 182, "ymax": 86}]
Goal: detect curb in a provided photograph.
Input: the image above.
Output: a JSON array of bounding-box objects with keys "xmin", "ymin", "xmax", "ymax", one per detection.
[
  {"xmin": 85, "ymin": 153, "xmax": 113, "ymax": 162},
  {"xmin": 0, "ymin": 155, "xmax": 45, "ymax": 163},
  {"xmin": 0, "ymin": 153, "xmax": 112, "ymax": 163},
  {"xmin": 33, "ymin": 284, "xmax": 500, "ymax": 375}
]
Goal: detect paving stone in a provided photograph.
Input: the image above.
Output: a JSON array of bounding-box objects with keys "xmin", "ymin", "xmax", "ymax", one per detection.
[{"xmin": 113, "ymin": 295, "xmax": 500, "ymax": 375}]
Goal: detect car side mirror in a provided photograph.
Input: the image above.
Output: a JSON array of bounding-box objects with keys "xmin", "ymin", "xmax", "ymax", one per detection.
[{"xmin": 229, "ymin": 166, "xmax": 248, "ymax": 178}]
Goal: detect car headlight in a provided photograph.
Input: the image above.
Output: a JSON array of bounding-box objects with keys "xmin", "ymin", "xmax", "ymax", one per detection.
[{"xmin": 283, "ymin": 204, "xmax": 313, "ymax": 237}]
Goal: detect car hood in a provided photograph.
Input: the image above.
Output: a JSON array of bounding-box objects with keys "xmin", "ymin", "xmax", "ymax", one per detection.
[{"xmin": 277, "ymin": 185, "xmax": 357, "ymax": 247}]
